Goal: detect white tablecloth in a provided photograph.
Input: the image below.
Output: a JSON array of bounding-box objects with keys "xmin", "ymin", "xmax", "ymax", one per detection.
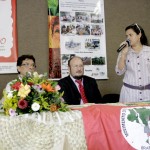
[{"xmin": 0, "ymin": 110, "xmax": 87, "ymax": 150}]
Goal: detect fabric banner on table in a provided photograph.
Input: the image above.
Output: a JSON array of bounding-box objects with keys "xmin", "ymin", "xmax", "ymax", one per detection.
[
  {"xmin": 0, "ymin": 0, "xmax": 18, "ymax": 74},
  {"xmin": 80, "ymin": 105, "xmax": 135, "ymax": 150}
]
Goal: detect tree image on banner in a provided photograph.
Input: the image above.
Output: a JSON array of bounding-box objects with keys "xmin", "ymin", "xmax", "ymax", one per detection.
[{"xmin": 121, "ymin": 107, "xmax": 150, "ymax": 149}]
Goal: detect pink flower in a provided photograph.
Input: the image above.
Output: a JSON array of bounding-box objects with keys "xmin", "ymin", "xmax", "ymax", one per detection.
[
  {"xmin": 55, "ymin": 85, "xmax": 61, "ymax": 91},
  {"xmin": 18, "ymin": 99, "xmax": 28, "ymax": 109}
]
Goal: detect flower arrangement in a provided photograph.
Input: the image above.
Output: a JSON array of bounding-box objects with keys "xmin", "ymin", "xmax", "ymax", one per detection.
[{"xmin": 2, "ymin": 72, "xmax": 69, "ymax": 116}]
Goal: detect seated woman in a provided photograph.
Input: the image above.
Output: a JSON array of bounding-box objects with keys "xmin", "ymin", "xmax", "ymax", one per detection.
[{"xmin": 1, "ymin": 54, "xmax": 36, "ymax": 104}]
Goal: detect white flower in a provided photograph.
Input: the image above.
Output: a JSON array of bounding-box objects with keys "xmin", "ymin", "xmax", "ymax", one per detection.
[
  {"xmin": 33, "ymin": 72, "xmax": 39, "ymax": 77},
  {"xmin": 7, "ymin": 91, "xmax": 13, "ymax": 98},
  {"xmin": 39, "ymin": 74, "xmax": 44, "ymax": 78},
  {"xmin": 31, "ymin": 102, "xmax": 40, "ymax": 111}
]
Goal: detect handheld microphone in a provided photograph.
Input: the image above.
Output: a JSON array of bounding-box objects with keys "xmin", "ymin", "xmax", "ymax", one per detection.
[{"xmin": 117, "ymin": 39, "xmax": 130, "ymax": 53}]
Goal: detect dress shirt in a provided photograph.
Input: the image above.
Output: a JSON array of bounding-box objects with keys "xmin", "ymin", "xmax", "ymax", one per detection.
[
  {"xmin": 70, "ymin": 75, "xmax": 84, "ymax": 104},
  {"xmin": 58, "ymin": 75, "xmax": 102, "ymax": 105},
  {"xmin": 115, "ymin": 45, "xmax": 150, "ymax": 102}
]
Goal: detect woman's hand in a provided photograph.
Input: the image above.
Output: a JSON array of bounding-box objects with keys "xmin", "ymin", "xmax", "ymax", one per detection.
[{"xmin": 120, "ymin": 40, "xmax": 129, "ymax": 55}]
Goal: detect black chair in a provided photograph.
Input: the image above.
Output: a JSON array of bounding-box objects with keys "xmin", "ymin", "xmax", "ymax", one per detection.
[{"xmin": 102, "ymin": 94, "xmax": 120, "ymax": 103}]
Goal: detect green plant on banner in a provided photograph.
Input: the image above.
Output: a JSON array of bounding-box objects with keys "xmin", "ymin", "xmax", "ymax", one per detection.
[{"xmin": 48, "ymin": 0, "xmax": 59, "ymax": 16}]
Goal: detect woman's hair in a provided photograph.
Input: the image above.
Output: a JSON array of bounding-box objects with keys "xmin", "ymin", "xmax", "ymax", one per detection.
[
  {"xmin": 125, "ymin": 23, "xmax": 148, "ymax": 46},
  {"xmin": 17, "ymin": 54, "xmax": 36, "ymax": 66}
]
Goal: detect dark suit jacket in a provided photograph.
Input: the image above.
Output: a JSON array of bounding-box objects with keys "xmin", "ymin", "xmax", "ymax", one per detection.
[{"xmin": 58, "ymin": 75, "xmax": 102, "ymax": 105}]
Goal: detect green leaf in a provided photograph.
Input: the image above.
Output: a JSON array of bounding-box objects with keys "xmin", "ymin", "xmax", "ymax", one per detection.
[{"xmin": 47, "ymin": 0, "xmax": 58, "ymax": 8}]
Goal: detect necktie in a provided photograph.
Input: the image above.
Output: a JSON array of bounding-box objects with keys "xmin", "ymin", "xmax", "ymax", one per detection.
[{"xmin": 75, "ymin": 79, "xmax": 88, "ymax": 104}]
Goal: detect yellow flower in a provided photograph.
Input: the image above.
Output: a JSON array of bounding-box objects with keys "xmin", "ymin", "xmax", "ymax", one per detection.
[{"xmin": 18, "ymin": 84, "xmax": 31, "ymax": 98}]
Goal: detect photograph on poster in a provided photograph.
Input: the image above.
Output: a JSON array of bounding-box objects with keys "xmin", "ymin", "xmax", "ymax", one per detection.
[
  {"xmin": 61, "ymin": 54, "xmax": 74, "ymax": 65},
  {"xmin": 82, "ymin": 57, "xmax": 91, "ymax": 65},
  {"xmin": 60, "ymin": 11, "xmax": 75, "ymax": 22},
  {"xmin": 92, "ymin": 56, "xmax": 105, "ymax": 65},
  {"xmin": 75, "ymin": 12, "xmax": 91, "ymax": 23},
  {"xmin": 61, "ymin": 24, "xmax": 76, "ymax": 35},
  {"xmin": 91, "ymin": 25, "xmax": 103, "ymax": 36},
  {"xmin": 91, "ymin": 13, "xmax": 103, "ymax": 23},
  {"xmin": 85, "ymin": 38, "xmax": 100, "ymax": 50},
  {"xmin": 90, "ymin": 66, "xmax": 106, "ymax": 77},
  {"xmin": 76, "ymin": 24, "xmax": 90, "ymax": 35},
  {"xmin": 65, "ymin": 39, "xmax": 81, "ymax": 50}
]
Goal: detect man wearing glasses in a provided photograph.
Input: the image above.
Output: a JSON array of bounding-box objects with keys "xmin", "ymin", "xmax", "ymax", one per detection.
[
  {"xmin": 3, "ymin": 55, "xmax": 36, "ymax": 93},
  {"xmin": 17, "ymin": 55, "xmax": 36, "ymax": 77}
]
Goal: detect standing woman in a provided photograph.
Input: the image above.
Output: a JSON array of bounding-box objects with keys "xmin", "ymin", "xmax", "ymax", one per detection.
[{"xmin": 115, "ymin": 23, "xmax": 150, "ymax": 103}]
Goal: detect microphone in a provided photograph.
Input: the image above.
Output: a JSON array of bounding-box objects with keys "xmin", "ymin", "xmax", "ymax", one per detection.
[{"xmin": 117, "ymin": 39, "xmax": 130, "ymax": 53}]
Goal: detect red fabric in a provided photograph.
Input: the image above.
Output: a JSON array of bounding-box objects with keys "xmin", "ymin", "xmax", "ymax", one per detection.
[
  {"xmin": 75, "ymin": 80, "xmax": 88, "ymax": 103},
  {"xmin": 79, "ymin": 105, "xmax": 135, "ymax": 150}
]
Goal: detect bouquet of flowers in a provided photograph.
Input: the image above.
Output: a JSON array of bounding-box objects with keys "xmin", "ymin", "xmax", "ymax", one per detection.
[{"xmin": 2, "ymin": 72, "xmax": 69, "ymax": 116}]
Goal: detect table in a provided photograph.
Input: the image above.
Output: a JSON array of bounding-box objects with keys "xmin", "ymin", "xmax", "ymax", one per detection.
[{"xmin": 1, "ymin": 103, "xmax": 150, "ymax": 150}]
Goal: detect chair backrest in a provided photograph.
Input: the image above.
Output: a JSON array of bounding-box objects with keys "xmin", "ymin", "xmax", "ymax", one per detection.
[{"xmin": 102, "ymin": 94, "xmax": 120, "ymax": 103}]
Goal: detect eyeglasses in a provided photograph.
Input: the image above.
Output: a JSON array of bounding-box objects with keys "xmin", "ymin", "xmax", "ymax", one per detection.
[{"xmin": 21, "ymin": 63, "xmax": 36, "ymax": 68}]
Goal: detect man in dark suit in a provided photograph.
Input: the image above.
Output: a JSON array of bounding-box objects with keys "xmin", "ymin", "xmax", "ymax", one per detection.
[{"xmin": 58, "ymin": 56, "xmax": 102, "ymax": 105}]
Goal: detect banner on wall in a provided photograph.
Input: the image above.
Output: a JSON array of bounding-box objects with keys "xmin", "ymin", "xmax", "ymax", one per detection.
[
  {"xmin": 48, "ymin": 0, "xmax": 61, "ymax": 79},
  {"xmin": 0, "ymin": 0, "xmax": 18, "ymax": 74},
  {"xmin": 47, "ymin": 0, "xmax": 107, "ymax": 79}
]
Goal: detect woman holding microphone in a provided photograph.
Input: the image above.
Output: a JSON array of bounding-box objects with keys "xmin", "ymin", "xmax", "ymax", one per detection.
[{"xmin": 115, "ymin": 23, "xmax": 150, "ymax": 103}]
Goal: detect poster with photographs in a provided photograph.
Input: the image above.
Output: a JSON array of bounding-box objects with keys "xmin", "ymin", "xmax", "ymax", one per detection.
[{"xmin": 59, "ymin": 0, "xmax": 107, "ymax": 79}]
